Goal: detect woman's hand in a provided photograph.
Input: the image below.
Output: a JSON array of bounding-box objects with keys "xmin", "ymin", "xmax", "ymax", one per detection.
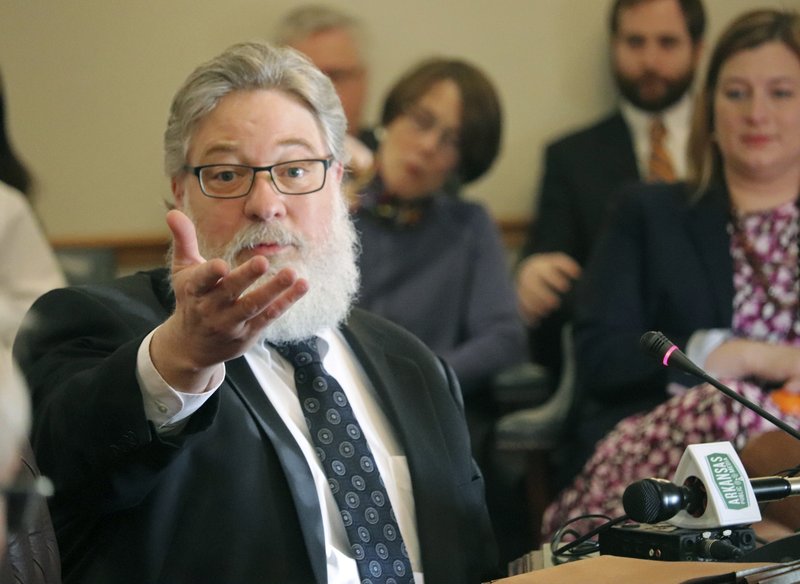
[{"xmin": 706, "ymin": 338, "xmax": 800, "ymax": 389}]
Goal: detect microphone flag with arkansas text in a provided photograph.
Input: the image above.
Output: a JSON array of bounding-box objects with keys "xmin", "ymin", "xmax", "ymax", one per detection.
[{"xmin": 667, "ymin": 442, "xmax": 760, "ymax": 529}]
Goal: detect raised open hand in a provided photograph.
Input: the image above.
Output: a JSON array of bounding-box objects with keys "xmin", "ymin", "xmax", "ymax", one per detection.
[{"xmin": 150, "ymin": 210, "xmax": 309, "ymax": 392}]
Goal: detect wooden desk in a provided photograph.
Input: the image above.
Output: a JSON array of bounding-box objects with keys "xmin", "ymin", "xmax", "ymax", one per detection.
[{"xmin": 490, "ymin": 555, "xmax": 776, "ymax": 584}]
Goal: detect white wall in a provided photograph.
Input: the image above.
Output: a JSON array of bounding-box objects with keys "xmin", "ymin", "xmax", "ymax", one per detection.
[{"xmin": 0, "ymin": 0, "xmax": 796, "ymax": 239}]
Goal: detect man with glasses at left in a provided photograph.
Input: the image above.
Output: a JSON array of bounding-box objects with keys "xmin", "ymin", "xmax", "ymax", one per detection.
[{"xmin": 14, "ymin": 42, "xmax": 497, "ymax": 584}]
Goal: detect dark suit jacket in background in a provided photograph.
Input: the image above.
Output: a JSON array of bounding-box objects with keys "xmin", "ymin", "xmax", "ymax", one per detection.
[
  {"xmin": 13, "ymin": 269, "xmax": 498, "ymax": 584},
  {"xmin": 570, "ymin": 182, "xmax": 734, "ymax": 475},
  {"xmin": 521, "ymin": 111, "xmax": 640, "ymax": 377}
]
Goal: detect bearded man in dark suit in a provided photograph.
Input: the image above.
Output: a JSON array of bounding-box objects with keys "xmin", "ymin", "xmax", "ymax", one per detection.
[
  {"xmin": 14, "ymin": 41, "xmax": 497, "ymax": 584},
  {"xmin": 516, "ymin": 0, "xmax": 706, "ymax": 484}
]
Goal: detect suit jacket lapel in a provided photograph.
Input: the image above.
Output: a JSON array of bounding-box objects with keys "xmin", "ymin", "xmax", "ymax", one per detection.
[
  {"xmin": 607, "ymin": 112, "xmax": 639, "ymax": 181},
  {"xmin": 225, "ymin": 357, "xmax": 328, "ymax": 584},
  {"xmin": 340, "ymin": 317, "xmax": 453, "ymax": 468},
  {"xmin": 341, "ymin": 314, "xmax": 461, "ymax": 579}
]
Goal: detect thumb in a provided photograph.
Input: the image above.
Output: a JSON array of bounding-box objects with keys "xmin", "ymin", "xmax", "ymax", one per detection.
[{"xmin": 166, "ymin": 209, "xmax": 205, "ymax": 270}]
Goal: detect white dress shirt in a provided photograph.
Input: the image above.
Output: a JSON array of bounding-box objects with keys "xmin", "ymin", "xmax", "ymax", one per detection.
[
  {"xmin": 620, "ymin": 92, "xmax": 694, "ymax": 181},
  {"xmin": 137, "ymin": 327, "xmax": 424, "ymax": 584}
]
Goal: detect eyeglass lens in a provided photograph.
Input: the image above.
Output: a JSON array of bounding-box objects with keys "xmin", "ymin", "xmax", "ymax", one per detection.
[{"xmin": 405, "ymin": 105, "xmax": 460, "ymax": 150}]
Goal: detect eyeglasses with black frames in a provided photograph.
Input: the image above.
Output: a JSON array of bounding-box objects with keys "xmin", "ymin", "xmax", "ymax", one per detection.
[
  {"xmin": 2, "ymin": 475, "xmax": 53, "ymax": 534},
  {"xmin": 185, "ymin": 158, "xmax": 334, "ymax": 199}
]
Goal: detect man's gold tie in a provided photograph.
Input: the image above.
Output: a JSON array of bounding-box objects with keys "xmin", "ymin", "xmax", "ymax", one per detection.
[{"xmin": 647, "ymin": 118, "xmax": 676, "ymax": 183}]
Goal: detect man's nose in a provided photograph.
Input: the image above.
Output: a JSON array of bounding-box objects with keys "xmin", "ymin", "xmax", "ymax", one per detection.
[
  {"xmin": 640, "ymin": 42, "xmax": 662, "ymax": 70},
  {"xmin": 243, "ymin": 172, "xmax": 286, "ymax": 220}
]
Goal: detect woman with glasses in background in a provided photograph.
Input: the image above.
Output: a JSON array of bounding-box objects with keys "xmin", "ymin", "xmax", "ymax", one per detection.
[
  {"xmin": 353, "ymin": 58, "xmax": 526, "ymax": 400},
  {"xmin": 351, "ymin": 58, "xmax": 529, "ymax": 561}
]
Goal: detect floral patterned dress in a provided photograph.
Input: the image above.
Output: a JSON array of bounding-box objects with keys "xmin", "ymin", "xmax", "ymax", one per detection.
[{"xmin": 542, "ymin": 198, "xmax": 800, "ymax": 539}]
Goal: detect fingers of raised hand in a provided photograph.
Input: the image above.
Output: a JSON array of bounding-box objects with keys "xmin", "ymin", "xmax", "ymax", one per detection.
[
  {"xmin": 186, "ymin": 259, "xmax": 308, "ymax": 329},
  {"xmin": 170, "ymin": 261, "xmax": 306, "ymax": 364},
  {"xmin": 236, "ymin": 267, "xmax": 309, "ymax": 325},
  {"xmin": 179, "ymin": 256, "xmax": 272, "ymax": 313}
]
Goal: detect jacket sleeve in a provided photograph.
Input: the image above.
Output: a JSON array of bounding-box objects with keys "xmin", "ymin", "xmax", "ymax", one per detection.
[
  {"xmin": 573, "ymin": 188, "xmax": 670, "ymax": 403},
  {"xmin": 13, "ymin": 284, "xmax": 218, "ymax": 512}
]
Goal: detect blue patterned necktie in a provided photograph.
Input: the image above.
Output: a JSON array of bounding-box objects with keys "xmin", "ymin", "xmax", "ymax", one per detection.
[{"xmin": 273, "ymin": 337, "xmax": 414, "ymax": 584}]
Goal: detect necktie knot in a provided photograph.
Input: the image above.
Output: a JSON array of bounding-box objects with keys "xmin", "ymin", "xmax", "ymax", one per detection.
[
  {"xmin": 272, "ymin": 337, "xmax": 321, "ymax": 367},
  {"xmin": 650, "ymin": 117, "xmax": 667, "ymax": 142}
]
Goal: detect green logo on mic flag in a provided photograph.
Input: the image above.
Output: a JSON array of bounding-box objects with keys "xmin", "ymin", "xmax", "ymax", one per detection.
[{"xmin": 706, "ymin": 452, "xmax": 749, "ymax": 510}]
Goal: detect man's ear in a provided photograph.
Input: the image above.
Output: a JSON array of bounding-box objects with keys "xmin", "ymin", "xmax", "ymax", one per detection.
[
  {"xmin": 171, "ymin": 176, "xmax": 185, "ymax": 210},
  {"xmin": 332, "ymin": 160, "xmax": 345, "ymax": 184}
]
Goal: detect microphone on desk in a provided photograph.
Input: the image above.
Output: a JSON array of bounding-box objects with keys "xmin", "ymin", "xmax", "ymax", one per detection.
[
  {"xmin": 639, "ymin": 331, "xmax": 800, "ymax": 442},
  {"xmin": 620, "ymin": 441, "xmax": 763, "ymax": 529},
  {"xmin": 623, "ymin": 475, "xmax": 800, "ymax": 524},
  {"xmin": 635, "ymin": 332, "xmax": 800, "ymax": 528}
]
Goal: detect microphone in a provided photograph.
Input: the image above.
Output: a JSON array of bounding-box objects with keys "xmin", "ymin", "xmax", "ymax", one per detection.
[
  {"xmin": 639, "ymin": 331, "xmax": 800, "ymax": 442},
  {"xmin": 624, "ymin": 475, "xmax": 800, "ymax": 524},
  {"xmin": 623, "ymin": 478, "xmax": 704, "ymax": 524}
]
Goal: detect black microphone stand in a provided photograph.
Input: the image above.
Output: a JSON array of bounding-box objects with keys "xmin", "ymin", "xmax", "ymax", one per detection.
[
  {"xmin": 640, "ymin": 331, "xmax": 800, "ymax": 442},
  {"xmin": 640, "ymin": 331, "xmax": 800, "ymax": 563}
]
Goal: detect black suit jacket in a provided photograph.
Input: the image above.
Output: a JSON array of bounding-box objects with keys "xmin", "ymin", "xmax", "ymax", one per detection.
[
  {"xmin": 571, "ymin": 182, "xmax": 734, "ymax": 468},
  {"xmin": 13, "ymin": 269, "xmax": 498, "ymax": 584},
  {"xmin": 521, "ymin": 111, "xmax": 640, "ymax": 374}
]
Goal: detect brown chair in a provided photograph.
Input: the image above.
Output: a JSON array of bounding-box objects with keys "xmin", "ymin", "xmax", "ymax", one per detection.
[{"xmin": 1, "ymin": 442, "xmax": 61, "ymax": 584}]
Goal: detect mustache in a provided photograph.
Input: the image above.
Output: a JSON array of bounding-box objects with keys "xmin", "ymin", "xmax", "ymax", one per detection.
[
  {"xmin": 228, "ymin": 222, "xmax": 305, "ymax": 254},
  {"xmin": 635, "ymin": 71, "xmax": 669, "ymax": 85}
]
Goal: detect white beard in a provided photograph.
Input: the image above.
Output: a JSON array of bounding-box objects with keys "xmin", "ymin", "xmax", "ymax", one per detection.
[{"xmin": 178, "ymin": 194, "xmax": 360, "ymax": 344}]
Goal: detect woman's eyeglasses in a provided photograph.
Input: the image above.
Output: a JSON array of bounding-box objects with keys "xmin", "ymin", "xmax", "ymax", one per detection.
[{"xmin": 402, "ymin": 104, "xmax": 461, "ymax": 152}]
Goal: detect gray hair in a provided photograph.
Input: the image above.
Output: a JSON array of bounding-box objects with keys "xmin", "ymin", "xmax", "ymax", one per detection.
[
  {"xmin": 164, "ymin": 41, "xmax": 347, "ymax": 179},
  {"xmin": 274, "ymin": 5, "xmax": 363, "ymax": 48}
]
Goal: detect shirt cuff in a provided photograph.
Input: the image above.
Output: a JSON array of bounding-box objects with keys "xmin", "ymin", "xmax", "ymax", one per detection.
[
  {"xmin": 686, "ymin": 328, "xmax": 734, "ymax": 374},
  {"xmin": 136, "ymin": 327, "xmax": 225, "ymax": 434}
]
